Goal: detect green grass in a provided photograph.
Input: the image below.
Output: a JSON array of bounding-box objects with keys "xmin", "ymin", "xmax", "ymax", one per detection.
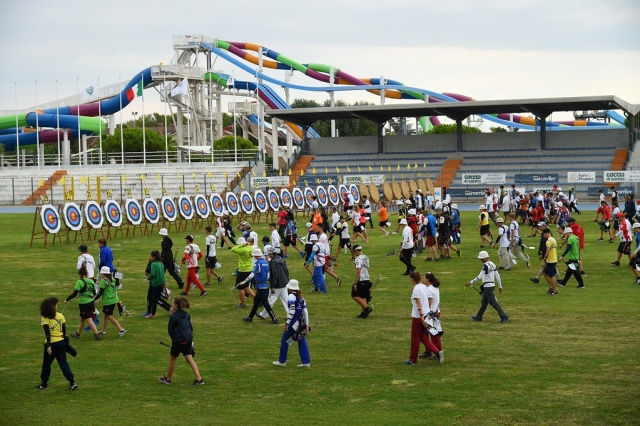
[{"xmin": 0, "ymin": 211, "xmax": 639, "ymax": 425}]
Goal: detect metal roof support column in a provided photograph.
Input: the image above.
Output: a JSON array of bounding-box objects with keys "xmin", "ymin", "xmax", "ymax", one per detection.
[
  {"xmin": 377, "ymin": 122, "xmax": 384, "ymax": 154},
  {"xmin": 628, "ymin": 113, "xmax": 637, "ymax": 151},
  {"xmin": 302, "ymin": 125, "xmax": 310, "ymax": 154},
  {"xmin": 539, "ymin": 117, "xmax": 547, "ymax": 150},
  {"xmin": 456, "ymin": 119, "xmax": 463, "ymax": 152}
]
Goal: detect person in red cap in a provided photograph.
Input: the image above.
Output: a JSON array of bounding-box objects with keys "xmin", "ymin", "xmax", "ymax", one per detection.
[{"xmin": 611, "ymin": 213, "xmax": 632, "ymax": 266}]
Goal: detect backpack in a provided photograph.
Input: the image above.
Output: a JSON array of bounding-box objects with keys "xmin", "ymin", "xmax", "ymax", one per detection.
[
  {"xmin": 287, "ymin": 209, "xmax": 295, "ymax": 222},
  {"xmin": 292, "ymin": 297, "xmax": 308, "ymax": 341}
]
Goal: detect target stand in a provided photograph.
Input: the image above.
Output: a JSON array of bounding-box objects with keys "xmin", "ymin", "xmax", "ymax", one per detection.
[{"xmin": 31, "ymin": 205, "xmax": 63, "ymax": 248}]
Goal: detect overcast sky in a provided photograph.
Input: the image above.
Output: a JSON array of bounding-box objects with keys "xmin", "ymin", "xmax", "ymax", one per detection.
[{"xmin": 1, "ymin": 0, "xmax": 638, "ymax": 122}]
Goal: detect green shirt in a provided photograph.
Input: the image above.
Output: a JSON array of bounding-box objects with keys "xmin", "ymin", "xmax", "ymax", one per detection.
[
  {"xmin": 100, "ymin": 278, "xmax": 119, "ymax": 305},
  {"xmin": 75, "ymin": 278, "xmax": 95, "ymax": 304},
  {"xmin": 566, "ymin": 234, "xmax": 580, "ymax": 261},
  {"xmin": 149, "ymin": 260, "xmax": 166, "ymax": 287},
  {"xmin": 231, "ymin": 244, "xmax": 254, "ymax": 272}
]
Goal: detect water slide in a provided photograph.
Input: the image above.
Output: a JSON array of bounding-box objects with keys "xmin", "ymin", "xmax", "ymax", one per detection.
[{"xmin": 200, "ymin": 40, "xmax": 623, "ymax": 132}]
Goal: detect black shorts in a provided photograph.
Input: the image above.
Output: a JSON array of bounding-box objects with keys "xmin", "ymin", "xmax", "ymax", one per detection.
[
  {"xmin": 284, "ymin": 235, "xmax": 297, "ymax": 247},
  {"xmin": 628, "ymin": 257, "xmax": 640, "ymax": 269},
  {"xmin": 170, "ymin": 341, "xmax": 194, "ymax": 358},
  {"xmin": 236, "ymin": 271, "xmax": 251, "ymax": 289},
  {"xmin": 205, "ymin": 256, "xmax": 218, "ymax": 269},
  {"xmin": 339, "ymin": 238, "xmax": 351, "ymax": 249},
  {"xmin": 305, "ymin": 245, "xmax": 313, "ymax": 261},
  {"xmin": 618, "ymin": 241, "xmax": 631, "ymax": 255},
  {"xmin": 351, "ymin": 280, "xmax": 371, "ymax": 298},
  {"xmin": 543, "ymin": 262, "xmax": 558, "ymax": 277},
  {"xmin": 78, "ymin": 302, "xmax": 95, "ymax": 320},
  {"xmin": 480, "ymin": 224, "xmax": 490, "ymax": 236},
  {"xmin": 600, "ymin": 221, "xmax": 610, "ymax": 231},
  {"xmin": 379, "ymin": 221, "xmax": 388, "ymax": 228},
  {"xmin": 102, "ymin": 303, "xmax": 116, "ymax": 316},
  {"xmin": 353, "ymin": 225, "xmax": 362, "ymax": 233}
]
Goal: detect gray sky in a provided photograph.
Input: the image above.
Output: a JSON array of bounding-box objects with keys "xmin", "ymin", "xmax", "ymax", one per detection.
[{"xmin": 1, "ymin": 0, "xmax": 638, "ymax": 120}]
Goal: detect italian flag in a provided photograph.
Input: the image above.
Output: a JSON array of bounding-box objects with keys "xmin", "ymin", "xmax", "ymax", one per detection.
[{"xmin": 126, "ymin": 80, "xmax": 143, "ymax": 102}]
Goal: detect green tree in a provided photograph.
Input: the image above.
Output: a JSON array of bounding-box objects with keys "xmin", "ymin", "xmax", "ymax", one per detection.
[
  {"xmin": 213, "ymin": 135, "xmax": 257, "ymax": 151},
  {"xmin": 102, "ymin": 127, "xmax": 173, "ymax": 152},
  {"xmin": 490, "ymin": 126, "xmax": 507, "ymax": 133},
  {"xmin": 425, "ymin": 123, "xmax": 482, "ymax": 134},
  {"xmin": 289, "ymin": 98, "xmax": 378, "ymax": 137}
]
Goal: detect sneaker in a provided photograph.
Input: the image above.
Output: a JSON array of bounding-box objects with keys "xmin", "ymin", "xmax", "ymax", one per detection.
[
  {"xmin": 557, "ymin": 280, "xmax": 566, "ymax": 287},
  {"xmin": 297, "ymin": 364, "xmax": 311, "ymax": 368},
  {"xmin": 272, "ymin": 361, "xmax": 287, "ymax": 367},
  {"xmin": 392, "ymin": 231, "xmax": 398, "ymax": 235},
  {"xmin": 336, "ymin": 277, "xmax": 342, "ymax": 287},
  {"xmin": 499, "ymin": 316, "xmax": 510, "ymax": 323},
  {"xmin": 158, "ymin": 376, "xmax": 172, "ymax": 384},
  {"xmin": 192, "ymin": 379, "xmax": 205, "ymax": 386},
  {"xmin": 551, "ymin": 291, "xmax": 559, "ymax": 295},
  {"xmin": 419, "ymin": 352, "xmax": 434, "ymax": 359},
  {"xmin": 35, "ymin": 383, "xmax": 48, "ymax": 390},
  {"xmin": 257, "ymin": 313, "xmax": 267, "ymax": 320},
  {"xmin": 235, "ymin": 303, "xmax": 246, "ymax": 309},
  {"xmin": 577, "ymin": 285, "xmax": 585, "ymax": 288},
  {"xmin": 118, "ymin": 329, "xmax": 127, "ymax": 337},
  {"xmin": 356, "ymin": 312, "xmax": 365, "ymax": 318},
  {"xmin": 69, "ymin": 382, "xmax": 78, "ymax": 391},
  {"xmin": 271, "ymin": 319, "xmax": 280, "ymax": 325},
  {"xmin": 142, "ymin": 312, "xmax": 151, "ymax": 318},
  {"xmin": 597, "ymin": 238, "xmax": 604, "ymax": 241},
  {"xmin": 94, "ymin": 333, "xmax": 102, "ymax": 341},
  {"xmin": 299, "ymin": 251, "xmax": 305, "ymax": 258},
  {"xmin": 403, "ymin": 360, "xmax": 417, "ymax": 366},
  {"xmin": 361, "ymin": 307, "xmax": 373, "ymax": 318},
  {"xmin": 437, "ymin": 350, "xmax": 445, "ymax": 364},
  {"xmin": 580, "ymin": 270, "xmax": 586, "ymax": 275},
  {"xmin": 218, "ymin": 276, "xmax": 224, "ymax": 285},
  {"xmin": 70, "ymin": 331, "xmax": 80, "ymax": 339},
  {"xmin": 547, "ymin": 289, "xmax": 554, "ymax": 294},
  {"xmin": 525, "ymin": 260, "xmax": 529, "ymax": 268},
  {"xmin": 205, "ymin": 282, "xmax": 211, "ymax": 287},
  {"xmin": 471, "ymin": 315, "xmax": 482, "ymax": 321},
  {"xmin": 529, "ymin": 277, "xmax": 540, "ymax": 284},
  {"xmin": 243, "ymin": 317, "xmax": 253, "ymax": 323},
  {"xmin": 180, "ymin": 292, "xmax": 188, "ymax": 296},
  {"xmin": 98, "ymin": 331, "xmax": 107, "ymax": 336},
  {"xmin": 200, "ymin": 291, "xmax": 208, "ymax": 297},
  {"xmin": 457, "ymin": 250, "xmax": 461, "ymax": 258},
  {"xmin": 610, "ymin": 261, "xmax": 620, "ymax": 266},
  {"xmin": 144, "ymin": 314, "xmax": 155, "ymax": 319}
]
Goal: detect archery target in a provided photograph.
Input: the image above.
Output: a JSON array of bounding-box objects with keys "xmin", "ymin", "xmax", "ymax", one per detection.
[
  {"xmin": 327, "ymin": 185, "xmax": 339, "ymax": 206},
  {"xmin": 125, "ymin": 199, "xmax": 142, "ymax": 225},
  {"xmin": 316, "ymin": 186, "xmax": 328, "ymax": 207},
  {"xmin": 280, "ymin": 188, "xmax": 292, "ymax": 208},
  {"xmin": 338, "ymin": 185, "xmax": 349, "ymax": 204},
  {"xmin": 143, "ymin": 198, "xmax": 160, "ymax": 224},
  {"xmin": 304, "ymin": 187, "xmax": 315, "ymax": 207},
  {"xmin": 40, "ymin": 204, "xmax": 61, "ymax": 233},
  {"xmin": 178, "ymin": 195, "xmax": 194, "ymax": 220},
  {"xmin": 350, "ymin": 184, "xmax": 361, "ymax": 204},
  {"xmin": 63, "ymin": 202, "xmax": 83, "ymax": 231},
  {"xmin": 268, "ymin": 189, "xmax": 280, "ymax": 210},
  {"xmin": 195, "ymin": 194, "xmax": 209, "ymax": 219},
  {"xmin": 161, "ymin": 196, "xmax": 177, "ymax": 222},
  {"xmin": 210, "ymin": 193, "xmax": 225, "ymax": 217},
  {"xmin": 84, "ymin": 200, "xmax": 104, "ymax": 229},
  {"xmin": 226, "ymin": 192, "xmax": 240, "ymax": 216},
  {"xmin": 240, "ymin": 191, "xmax": 254, "ymax": 214},
  {"xmin": 254, "ymin": 190, "xmax": 268, "ymax": 213},
  {"xmin": 292, "ymin": 187, "xmax": 305, "ymax": 210},
  {"xmin": 104, "ymin": 200, "xmax": 122, "ymax": 227}
]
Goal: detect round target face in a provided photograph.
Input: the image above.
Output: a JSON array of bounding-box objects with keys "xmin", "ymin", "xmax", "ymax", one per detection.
[
  {"xmin": 339, "ymin": 185, "xmax": 349, "ymax": 204},
  {"xmin": 304, "ymin": 187, "xmax": 315, "ymax": 207},
  {"xmin": 63, "ymin": 202, "xmax": 83, "ymax": 231},
  {"xmin": 280, "ymin": 188, "xmax": 292, "ymax": 208},
  {"xmin": 327, "ymin": 185, "xmax": 339, "ymax": 206},
  {"xmin": 210, "ymin": 193, "xmax": 225, "ymax": 217},
  {"xmin": 254, "ymin": 190, "xmax": 268, "ymax": 212},
  {"xmin": 268, "ymin": 189, "xmax": 280, "ymax": 210},
  {"xmin": 350, "ymin": 184, "xmax": 361, "ymax": 203},
  {"xmin": 178, "ymin": 195, "xmax": 194, "ymax": 220},
  {"xmin": 144, "ymin": 198, "xmax": 160, "ymax": 224},
  {"xmin": 84, "ymin": 200, "xmax": 103, "ymax": 229},
  {"xmin": 125, "ymin": 199, "xmax": 142, "ymax": 225},
  {"xmin": 195, "ymin": 194, "xmax": 209, "ymax": 219},
  {"xmin": 226, "ymin": 192, "xmax": 240, "ymax": 216},
  {"xmin": 240, "ymin": 191, "xmax": 254, "ymax": 214},
  {"xmin": 292, "ymin": 187, "xmax": 304, "ymax": 209},
  {"xmin": 40, "ymin": 204, "xmax": 61, "ymax": 233},
  {"xmin": 161, "ymin": 196, "xmax": 177, "ymax": 222},
  {"xmin": 316, "ymin": 186, "xmax": 328, "ymax": 206},
  {"xmin": 104, "ymin": 200, "xmax": 122, "ymax": 227}
]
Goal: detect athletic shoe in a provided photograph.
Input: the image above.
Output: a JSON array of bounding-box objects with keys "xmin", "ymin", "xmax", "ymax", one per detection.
[
  {"xmin": 499, "ymin": 316, "xmax": 510, "ymax": 323},
  {"xmin": 271, "ymin": 319, "xmax": 280, "ymax": 324},
  {"xmin": 392, "ymin": 231, "xmax": 398, "ymax": 235},
  {"xmin": 356, "ymin": 312, "xmax": 365, "ymax": 318},
  {"xmin": 471, "ymin": 315, "xmax": 482, "ymax": 321},
  {"xmin": 299, "ymin": 251, "xmax": 305, "ymax": 258},
  {"xmin": 235, "ymin": 303, "xmax": 246, "ymax": 309},
  {"xmin": 419, "ymin": 352, "xmax": 434, "ymax": 359},
  {"xmin": 69, "ymin": 382, "xmax": 78, "ymax": 391},
  {"xmin": 118, "ymin": 329, "xmax": 127, "ymax": 337},
  {"xmin": 403, "ymin": 360, "xmax": 417, "ymax": 366},
  {"xmin": 200, "ymin": 291, "xmax": 208, "ymax": 297},
  {"xmin": 144, "ymin": 314, "xmax": 155, "ymax": 318},
  {"xmin": 361, "ymin": 307, "xmax": 373, "ymax": 318},
  {"xmin": 525, "ymin": 260, "xmax": 529, "ymax": 268},
  {"xmin": 205, "ymin": 282, "xmax": 211, "ymax": 287},
  {"xmin": 437, "ymin": 350, "xmax": 445, "ymax": 364},
  {"xmin": 158, "ymin": 376, "xmax": 171, "ymax": 384},
  {"xmin": 218, "ymin": 276, "xmax": 224, "ymax": 285},
  {"xmin": 94, "ymin": 333, "xmax": 102, "ymax": 341},
  {"xmin": 547, "ymin": 289, "xmax": 554, "ymax": 295},
  {"xmin": 35, "ymin": 383, "xmax": 48, "ymax": 390},
  {"xmin": 297, "ymin": 364, "xmax": 311, "ymax": 368},
  {"xmin": 610, "ymin": 261, "xmax": 620, "ymax": 266},
  {"xmin": 180, "ymin": 292, "xmax": 188, "ymax": 296},
  {"xmin": 336, "ymin": 277, "xmax": 342, "ymax": 287},
  {"xmin": 597, "ymin": 238, "xmax": 603, "ymax": 241},
  {"xmin": 192, "ymin": 379, "xmax": 205, "ymax": 386},
  {"xmin": 272, "ymin": 361, "xmax": 287, "ymax": 367},
  {"xmin": 550, "ymin": 291, "xmax": 559, "ymax": 295},
  {"xmin": 529, "ymin": 277, "xmax": 540, "ymax": 284},
  {"xmin": 580, "ymin": 271, "xmax": 586, "ymax": 275},
  {"xmin": 557, "ymin": 280, "xmax": 566, "ymax": 287},
  {"xmin": 98, "ymin": 331, "xmax": 107, "ymax": 336},
  {"xmin": 457, "ymin": 250, "xmax": 461, "ymax": 258},
  {"xmin": 70, "ymin": 331, "xmax": 80, "ymax": 339},
  {"xmin": 243, "ymin": 317, "xmax": 253, "ymax": 323},
  {"xmin": 257, "ymin": 313, "xmax": 267, "ymax": 319}
]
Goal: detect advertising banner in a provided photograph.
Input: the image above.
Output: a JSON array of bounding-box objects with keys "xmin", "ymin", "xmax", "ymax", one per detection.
[
  {"xmin": 567, "ymin": 172, "xmax": 596, "ymax": 183},
  {"xmin": 343, "ymin": 174, "xmax": 386, "ymax": 185},
  {"xmin": 514, "ymin": 174, "xmax": 558, "ymax": 184}
]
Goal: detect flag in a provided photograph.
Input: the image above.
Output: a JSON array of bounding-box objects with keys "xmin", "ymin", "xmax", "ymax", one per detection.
[
  {"xmin": 396, "ymin": 164, "xmax": 400, "ymax": 171},
  {"xmin": 252, "ymin": 170, "xmax": 256, "ymax": 177},
  {"xmin": 170, "ymin": 77, "xmax": 189, "ymax": 97},
  {"xmin": 347, "ymin": 166, "xmax": 351, "ymax": 172},
  {"xmin": 288, "ymin": 169, "xmax": 292, "ymax": 176},
  {"xmin": 336, "ymin": 166, "xmax": 340, "ymax": 173},
  {"xmin": 312, "ymin": 167, "xmax": 316, "ymax": 175},
  {"xmin": 59, "ymin": 177, "xmax": 66, "ymax": 186},
  {"xmin": 140, "ymin": 174, "xmax": 145, "ymax": 181},
  {"xmin": 357, "ymin": 166, "xmax": 361, "ymax": 172},
  {"xmin": 157, "ymin": 174, "xmax": 162, "ymax": 180},
  {"xmin": 369, "ymin": 166, "xmax": 372, "ymax": 171},
  {"xmin": 387, "ymin": 165, "xmax": 391, "ymax": 172},
  {"xmin": 279, "ymin": 169, "xmax": 282, "ymax": 176},
  {"xmin": 207, "ymin": 172, "xmax": 213, "ymax": 178},
  {"xmin": 325, "ymin": 167, "xmax": 328, "ymax": 174},
  {"xmin": 262, "ymin": 170, "xmax": 266, "ymax": 177},
  {"xmin": 126, "ymin": 80, "xmax": 143, "ymax": 102},
  {"xmin": 82, "ymin": 82, "xmax": 99, "ymax": 101},
  {"xmin": 240, "ymin": 183, "xmax": 245, "ymax": 190},
  {"xmin": 407, "ymin": 163, "xmax": 411, "ymax": 170}
]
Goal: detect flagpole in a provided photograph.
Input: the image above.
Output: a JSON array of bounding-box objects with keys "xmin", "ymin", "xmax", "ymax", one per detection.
[
  {"xmin": 14, "ymin": 82, "xmax": 20, "ymax": 170},
  {"xmin": 232, "ymin": 70, "xmax": 237, "ymax": 164},
  {"xmin": 35, "ymin": 80, "xmax": 40, "ymax": 169},
  {"xmin": 141, "ymin": 74, "xmax": 146, "ymax": 166},
  {"xmin": 77, "ymin": 78, "xmax": 81, "ymax": 167},
  {"xmin": 209, "ymin": 77, "xmax": 213, "ymax": 164},
  {"xmin": 98, "ymin": 77, "xmax": 102, "ymax": 167},
  {"xmin": 163, "ymin": 76, "xmax": 168, "ymax": 165},
  {"xmin": 56, "ymin": 79, "xmax": 61, "ymax": 168},
  {"xmin": 119, "ymin": 76, "xmax": 124, "ymax": 166}
]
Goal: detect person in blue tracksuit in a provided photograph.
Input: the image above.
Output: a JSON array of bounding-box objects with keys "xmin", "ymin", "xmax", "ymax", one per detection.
[
  {"xmin": 241, "ymin": 248, "xmax": 278, "ymax": 323},
  {"xmin": 273, "ymin": 280, "xmax": 310, "ymax": 367}
]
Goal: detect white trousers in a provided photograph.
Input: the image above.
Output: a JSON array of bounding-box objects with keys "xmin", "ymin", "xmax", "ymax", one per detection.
[{"xmin": 258, "ymin": 287, "xmax": 289, "ymax": 319}]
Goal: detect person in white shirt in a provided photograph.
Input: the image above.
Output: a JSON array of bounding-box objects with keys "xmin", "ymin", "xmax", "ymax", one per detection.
[
  {"xmin": 404, "ymin": 271, "xmax": 442, "ymax": 365},
  {"xmin": 346, "ymin": 192, "xmax": 356, "ymax": 212},
  {"xmin": 351, "ymin": 245, "xmax": 372, "ymax": 318},
  {"xmin": 465, "ymin": 251, "xmax": 509, "ymax": 323},
  {"xmin": 493, "ymin": 217, "xmax": 512, "ymax": 270},
  {"xmin": 204, "ymin": 226, "xmax": 223, "ymax": 286},
  {"xmin": 180, "ymin": 235, "xmax": 207, "ymax": 297},
  {"xmin": 77, "ymin": 245, "xmax": 96, "ymax": 282},
  {"xmin": 508, "ymin": 212, "xmax": 530, "ymax": 265},
  {"xmin": 399, "ymin": 219, "xmax": 415, "ymax": 275},
  {"xmin": 415, "ymin": 190, "xmax": 424, "ymax": 210},
  {"xmin": 319, "ymin": 232, "xmax": 341, "ymax": 287},
  {"xmin": 331, "ymin": 207, "xmax": 340, "ymax": 229},
  {"xmin": 269, "ymin": 222, "xmax": 282, "ymax": 254},
  {"xmin": 304, "ymin": 234, "xmax": 327, "ymax": 293},
  {"xmin": 422, "ymin": 272, "xmax": 443, "ymax": 362},
  {"xmin": 426, "ymin": 192, "xmax": 434, "ymax": 208},
  {"xmin": 362, "ymin": 195, "xmax": 373, "ymax": 229},
  {"xmin": 501, "ymin": 193, "xmax": 511, "ymax": 216}
]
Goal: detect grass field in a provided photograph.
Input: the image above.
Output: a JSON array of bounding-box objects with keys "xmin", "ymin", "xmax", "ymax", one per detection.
[{"xmin": 0, "ymin": 210, "xmax": 638, "ymax": 425}]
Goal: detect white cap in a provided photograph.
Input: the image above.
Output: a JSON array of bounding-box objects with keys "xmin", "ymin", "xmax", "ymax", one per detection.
[
  {"xmin": 399, "ymin": 219, "xmax": 408, "ymax": 225},
  {"xmin": 306, "ymin": 222, "xmax": 313, "ymax": 228},
  {"xmin": 286, "ymin": 279, "xmax": 300, "ymax": 291},
  {"xmin": 408, "ymin": 209, "xmax": 416, "ymax": 215},
  {"xmin": 309, "ymin": 234, "xmax": 318, "ymax": 241},
  {"xmin": 405, "ymin": 200, "xmax": 412, "ymax": 204},
  {"xmin": 252, "ymin": 247, "xmax": 263, "ymax": 257},
  {"xmin": 264, "ymin": 245, "xmax": 275, "ymax": 254},
  {"xmin": 633, "ymin": 223, "xmax": 640, "ymax": 229},
  {"xmin": 443, "ymin": 200, "xmax": 449, "ymax": 204},
  {"xmin": 451, "ymin": 204, "xmax": 458, "ymax": 209},
  {"xmin": 563, "ymin": 227, "xmax": 573, "ymax": 234},
  {"xmin": 479, "ymin": 205, "xmax": 487, "ymax": 210},
  {"xmin": 496, "ymin": 217, "xmax": 505, "ymax": 223},
  {"xmin": 100, "ymin": 266, "xmax": 112, "ymax": 275},
  {"xmin": 159, "ymin": 228, "xmax": 168, "ymax": 236},
  {"xmin": 477, "ymin": 250, "xmax": 490, "ymax": 259},
  {"xmin": 236, "ymin": 237, "xmax": 246, "ymax": 245}
]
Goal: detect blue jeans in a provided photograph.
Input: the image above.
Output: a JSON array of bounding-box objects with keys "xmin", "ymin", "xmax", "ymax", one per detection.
[
  {"xmin": 312, "ymin": 266, "xmax": 326, "ymax": 293},
  {"xmin": 279, "ymin": 321, "xmax": 310, "ymax": 365}
]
